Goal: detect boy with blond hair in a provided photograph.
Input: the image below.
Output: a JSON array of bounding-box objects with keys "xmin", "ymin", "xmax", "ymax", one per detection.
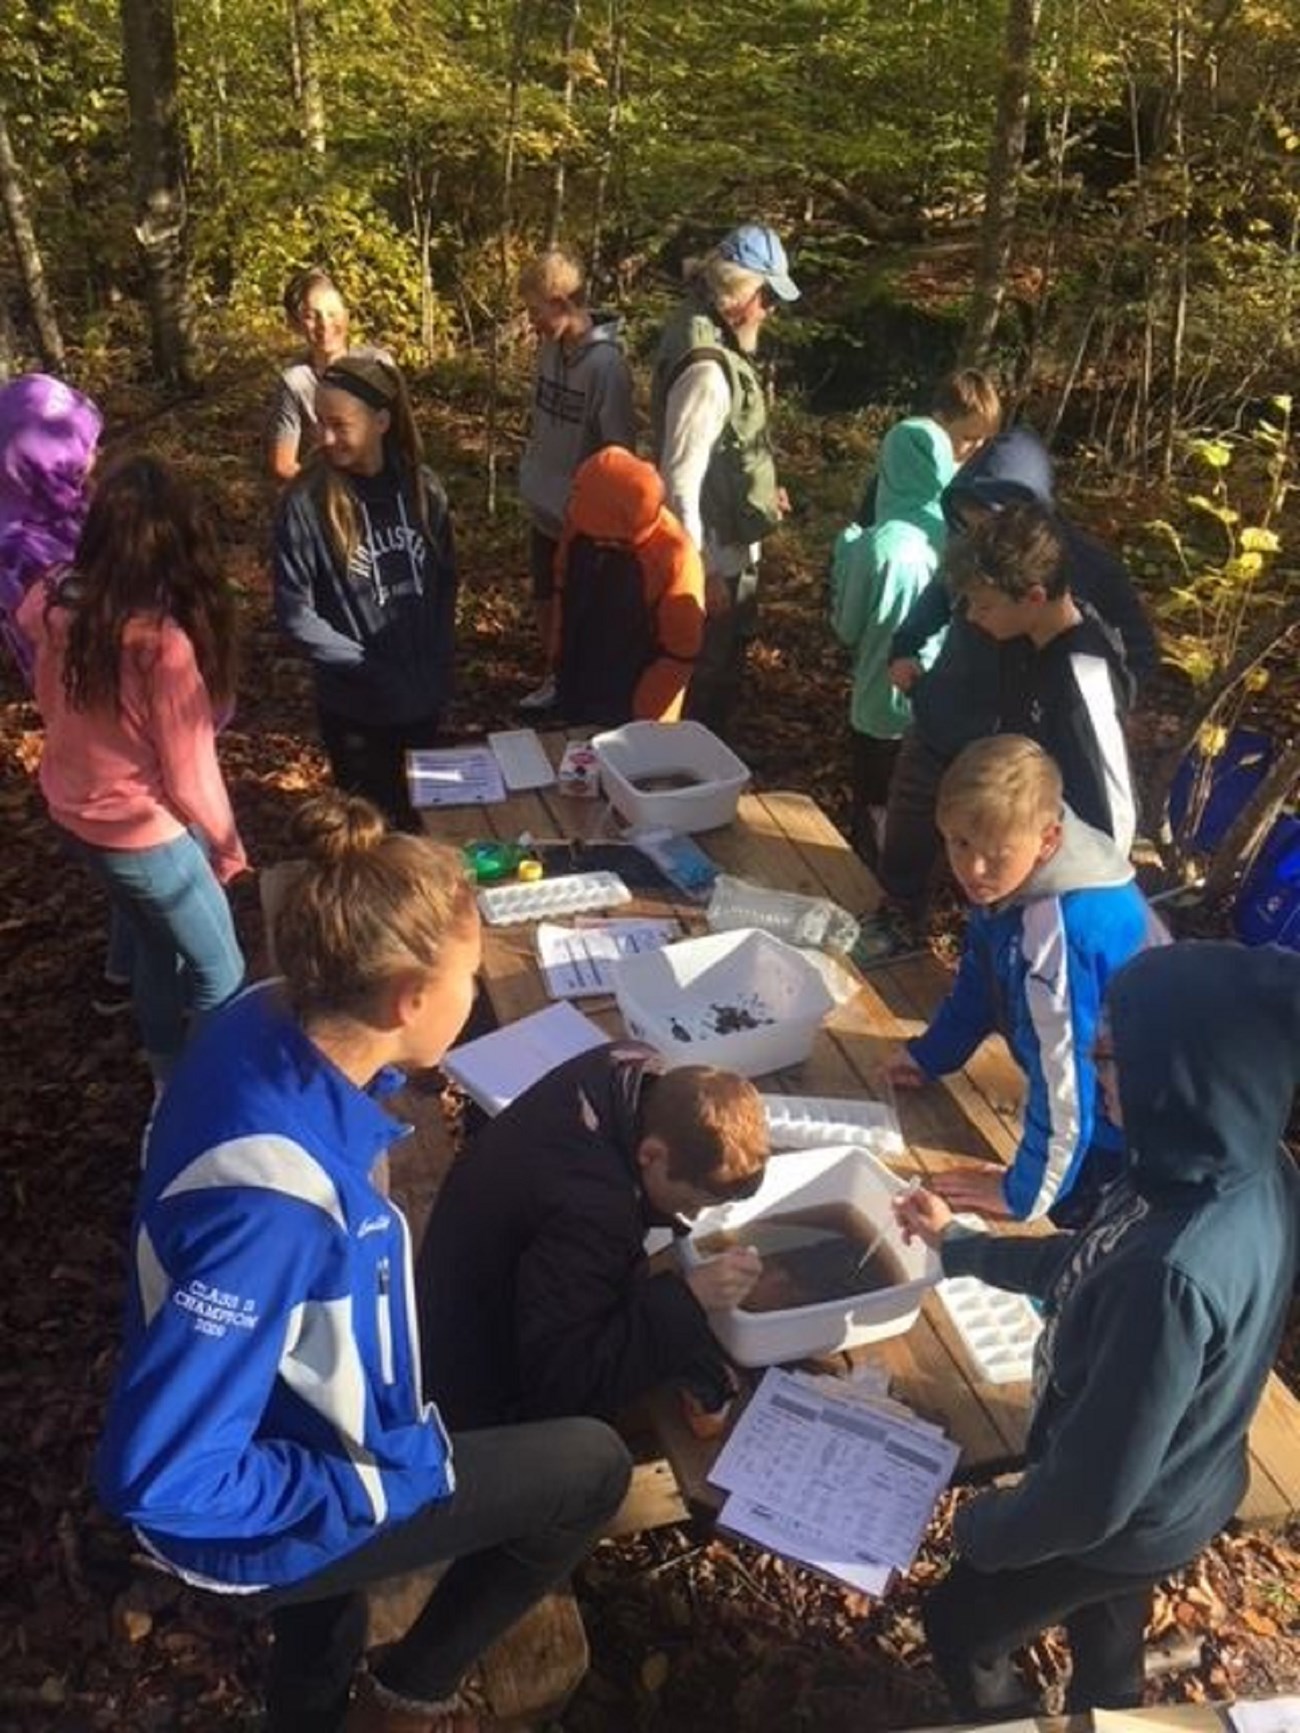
[
  {"xmin": 516, "ymin": 244, "xmax": 636, "ymax": 710},
  {"xmin": 418, "ymin": 1043, "xmax": 768, "ymax": 1427},
  {"xmin": 884, "ymin": 736, "xmax": 1165, "ymax": 1223}
]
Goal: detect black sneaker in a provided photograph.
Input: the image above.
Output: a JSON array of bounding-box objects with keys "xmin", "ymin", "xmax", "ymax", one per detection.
[
  {"xmin": 92, "ymin": 976, "xmax": 133, "ymax": 1017},
  {"xmin": 851, "ymin": 909, "xmax": 929, "ymax": 970}
]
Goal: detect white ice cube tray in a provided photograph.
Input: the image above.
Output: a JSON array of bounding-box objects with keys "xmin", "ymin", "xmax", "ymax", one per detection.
[
  {"xmin": 936, "ymin": 1275, "xmax": 1042, "ymax": 1384},
  {"xmin": 477, "ymin": 870, "xmax": 632, "ymax": 926},
  {"xmin": 761, "ymin": 1094, "xmax": 905, "ymax": 1156},
  {"xmin": 488, "ymin": 729, "xmax": 556, "ymax": 791}
]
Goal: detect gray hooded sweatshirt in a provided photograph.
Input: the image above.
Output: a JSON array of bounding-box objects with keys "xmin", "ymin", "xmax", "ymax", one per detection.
[{"xmin": 518, "ymin": 313, "xmax": 636, "ymax": 537}]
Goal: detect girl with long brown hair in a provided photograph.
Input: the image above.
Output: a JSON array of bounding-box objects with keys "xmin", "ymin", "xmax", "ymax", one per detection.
[
  {"xmin": 97, "ymin": 792, "xmax": 630, "ymax": 1733},
  {"xmin": 273, "ymin": 355, "xmax": 458, "ymax": 831},
  {"xmin": 19, "ymin": 453, "xmax": 246, "ymax": 1082}
]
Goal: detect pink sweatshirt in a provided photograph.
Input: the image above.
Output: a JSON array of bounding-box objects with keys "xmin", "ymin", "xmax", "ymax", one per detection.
[{"xmin": 19, "ymin": 585, "xmax": 247, "ymax": 883}]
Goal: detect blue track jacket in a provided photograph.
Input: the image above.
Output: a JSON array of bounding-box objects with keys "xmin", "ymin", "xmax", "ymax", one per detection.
[
  {"xmin": 96, "ymin": 984, "xmax": 454, "ymax": 1591},
  {"xmin": 908, "ymin": 812, "xmax": 1167, "ymax": 1218}
]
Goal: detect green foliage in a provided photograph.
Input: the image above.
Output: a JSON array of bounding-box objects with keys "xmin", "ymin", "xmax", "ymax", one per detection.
[
  {"xmin": 2, "ymin": 0, "xmax": 1299, "ymax": 451},
  {"xmin": 1136, "ymin": 399, "xmax": 1295, "ymax": 684}
]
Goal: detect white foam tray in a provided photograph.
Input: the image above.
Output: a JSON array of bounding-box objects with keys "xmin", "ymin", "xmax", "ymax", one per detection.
[
  {"xmin": 477, "ymin": 871, "xmax": 631, "ymax": 925},
  {"xmin": 488, "ymin": 729, "xmax": 556, "ymax": 791},
  {"xmin": 936, "ymin": 1274, "xmax": 1042, "ymax": 1384},
  {"xmin": 761, "ymin": 1094, "xmax": 904, "ymax": 1156}
]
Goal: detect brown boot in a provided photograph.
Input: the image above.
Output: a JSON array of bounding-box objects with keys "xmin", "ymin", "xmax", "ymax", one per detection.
[{"xmin": 342, "ymin": 1669, "xmax": 482, "ymax": 1733}]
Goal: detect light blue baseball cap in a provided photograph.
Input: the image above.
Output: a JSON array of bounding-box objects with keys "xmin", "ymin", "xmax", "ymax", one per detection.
[{"xmin": 717, "ymin": 224, "xmax": 800, "ymax": 302}]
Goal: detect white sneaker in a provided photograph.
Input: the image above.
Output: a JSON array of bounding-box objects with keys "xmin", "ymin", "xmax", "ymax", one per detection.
[{"xmin": 517, "ymin": 674, "xmax": 557, "ymax": 711}]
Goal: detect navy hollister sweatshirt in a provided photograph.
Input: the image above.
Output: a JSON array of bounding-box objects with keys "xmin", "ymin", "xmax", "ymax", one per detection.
[
  {"xmin": 273, "ymin": 459, "xmax": 457, "ymax": 726},
  {"xmin": 941, "ymin": 941, "xmax": 1300, "ymax": 1576}
]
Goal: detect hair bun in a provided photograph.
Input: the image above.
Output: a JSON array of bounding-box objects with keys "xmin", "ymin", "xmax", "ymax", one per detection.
[{"xmin": 289, "ymin": 792, "xmax": 387, "ymax": 864}]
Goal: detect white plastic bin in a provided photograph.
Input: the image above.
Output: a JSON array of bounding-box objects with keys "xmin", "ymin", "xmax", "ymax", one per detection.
[
  {"xmin": 610, "ymin": 928, "xmax": 833, "ymax": 1076},
  {"xmin": 592, "ymin": 720, "xmax": 750, "ymax": 833},
  {"xmin": 679, "ymin": 1145, "xmax": 940, "ymax": 1366}
]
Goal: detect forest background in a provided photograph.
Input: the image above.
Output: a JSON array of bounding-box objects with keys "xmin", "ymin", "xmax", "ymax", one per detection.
[{"xmin": 1, "ymin": 0, "xmax": 1299, "ymax": 1728}]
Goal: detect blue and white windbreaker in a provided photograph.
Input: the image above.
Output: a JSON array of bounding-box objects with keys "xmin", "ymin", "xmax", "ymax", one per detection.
[
  {"xmin": 908, "ymin": 811, "xmax": 1168, "ymax": 1218},
  {"xmin": 96, "ymin": 983, "xmax": 454, "ymax": 1590}
]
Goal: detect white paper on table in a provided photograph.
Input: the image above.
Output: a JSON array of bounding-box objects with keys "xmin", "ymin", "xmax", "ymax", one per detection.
[
  {"xmin": 1228, "ymin": 1701, "xmax": 1300, "ymax": 1733},
  {"xmin": 441, "ymin": 1002, "xmax": 607, "ymax": 1115},
  {"xmin": 718, "ymin": 1490, "xmax": 892, "ymax": 1596},
  {"xmin": 535, "ymin": 919, "xmax": 680, "ymax": 999},
  {"xmin": 707, "ymin": 1366, "xmax": 958, "ymax": 1574},
  {"xmin": 406, "ymin": 747, "xmax": 506, "ymax": 808}
]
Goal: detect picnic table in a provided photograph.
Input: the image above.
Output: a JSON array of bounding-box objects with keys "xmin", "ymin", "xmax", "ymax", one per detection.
[{"xmin": 412, "ymin": 727, "xmax": 1300, "ymax": 1536}]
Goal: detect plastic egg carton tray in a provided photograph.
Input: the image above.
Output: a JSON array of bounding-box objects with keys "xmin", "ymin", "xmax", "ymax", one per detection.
[
  {"xmin": 477, "ymin": 870, "xmax": 632, "ymax": 926},
  {"xmin": 760, "ymin": 1094, "xmax": 905, "ymax": 1156},
  {"xmin": 936, "ymin": 1274, "xmax": 1042, "ymax": 1384}
]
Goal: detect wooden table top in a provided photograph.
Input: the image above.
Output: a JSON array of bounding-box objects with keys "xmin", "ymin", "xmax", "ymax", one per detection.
[{"xmin": 417, "ymin": 728, "xmax": 1300, "ymax": 1527}]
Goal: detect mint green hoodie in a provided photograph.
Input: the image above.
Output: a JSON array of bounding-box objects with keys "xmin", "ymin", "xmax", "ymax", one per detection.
[{"xmin": 829, "ymin": 416, "xmax": 954, "ymax": 738}]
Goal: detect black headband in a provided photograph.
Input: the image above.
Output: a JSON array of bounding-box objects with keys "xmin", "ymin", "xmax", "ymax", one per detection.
[{"xmin": 318, "ymin": 365, "xmax": 394, "ymax": 412}]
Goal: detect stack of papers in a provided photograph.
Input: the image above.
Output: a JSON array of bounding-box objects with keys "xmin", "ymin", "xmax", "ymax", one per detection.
[
  {"xmin": 441, "ymin": 1002, "xmax": 607, "ymax": 1115},
  {"xmin": 708, "ymin": 1366, "xmax": 959, "ymax": 1595},
  {"xmin": 407, "ymin": 747, "xmax": 506, "ymax": 808},
  {"xmin": 536, "ymin": 918, "xmax": 680, "ymax": 998}
]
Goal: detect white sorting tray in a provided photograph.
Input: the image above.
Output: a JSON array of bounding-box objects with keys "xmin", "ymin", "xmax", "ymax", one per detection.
[
  {"xmin": 488, "ymin": 729, "xmax": 556, "ymax": 791},
  {"xmin": 761, "ymin": 1094, "xmax": 904, "ymax": 1156},
  {"xmin": 477, "ymin": 870, "xmax": 632, "ymax": 925},
  {"xmin": 936, "ymin": 1274, "xmax": 1042, "ymax": 1384}
]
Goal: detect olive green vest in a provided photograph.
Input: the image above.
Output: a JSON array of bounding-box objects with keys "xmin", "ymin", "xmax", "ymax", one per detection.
[{"xmin": 650, "ymin": 300, "xmax": 782, "ymax": 549}]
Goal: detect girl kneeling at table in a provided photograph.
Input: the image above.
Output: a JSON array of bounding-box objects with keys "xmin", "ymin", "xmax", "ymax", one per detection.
[{"xmin": 96, "ymin": 793, "xmax": 632, "ymax": 1733}]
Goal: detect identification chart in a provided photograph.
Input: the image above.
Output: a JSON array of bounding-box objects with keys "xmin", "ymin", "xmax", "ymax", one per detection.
[{"xmin": 709, "ymin": 1367, "xmax": 959, "ymax": 1590}]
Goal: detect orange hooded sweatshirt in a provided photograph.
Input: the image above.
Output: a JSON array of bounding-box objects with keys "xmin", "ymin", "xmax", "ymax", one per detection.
[{"xmin": 553, "ymin": 446, "xmax": 705, "ymax": 723}]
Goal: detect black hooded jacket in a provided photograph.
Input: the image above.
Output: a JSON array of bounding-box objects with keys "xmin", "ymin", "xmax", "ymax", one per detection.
[
  {"xmin": 416, "ymin": 1042, "xmax": 726, "ymax": 1429},
  {"xmin": 889, "ymin": 426, "xmax": 1157, "ymax": 762},
  {"xmin": 941, "ymin": 941, "xmax": 1300, "ymax": 1575}
]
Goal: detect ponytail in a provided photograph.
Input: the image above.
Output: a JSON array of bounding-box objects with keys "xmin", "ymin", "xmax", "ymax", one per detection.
[{"xmin": 273, "ymin": 792, "xmax": 475, "ymax": 1022}]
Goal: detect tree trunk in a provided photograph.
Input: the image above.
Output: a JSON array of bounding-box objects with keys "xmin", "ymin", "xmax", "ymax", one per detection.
[
  {"xmin": 485, "ymin": 0, "xmax": 531, "ymax": 517},
  {"xmin": 118, "ymin": 0, "xmax": 197, "ymax": 388},
  {"xmin": 960, "ymin": 0, "xmax": 1042, "ymax": 367},
  {"xmin": 288, "ymin": 0, "xmax": 327, "ymax": 158},
  {"xmin": 0, "ymin": 100, "xmax": 65, "ymax": 370},
  {"xmin": 1158, "ymin": 0, "xmax": 1189, "ymax": 483},
  {"xmin": 546, "ymin": 0, "xmax": 581, "ymax": 246},
  {"xmin": 0, "ymin": 295, "xmax": 14, "ymax": 381},
  {"xmin": 589, "ymin": 0, "xmax": 624, "ymax": 283}
]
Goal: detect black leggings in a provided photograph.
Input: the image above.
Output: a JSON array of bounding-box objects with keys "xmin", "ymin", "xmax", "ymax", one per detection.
[
  {"xmin": 877, "ymin": 728, "xmax": 950, "ymax": 917},
  {"xmin": 247, "ymin": 1418, "xmax": 631, "ymax": 1733},
  {"xmin": 317, "ymin": 706, "xmax": 442, "ymax": 834},
  {"xmin": 923, "ymin": 1553, "xmax": 1162, "ymax": 1717}
]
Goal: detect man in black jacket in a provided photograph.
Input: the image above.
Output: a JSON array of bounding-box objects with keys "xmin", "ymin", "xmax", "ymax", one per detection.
[{"xmin": 416, "ymin": 1043, "xmax": 768, "ymax": 1429}]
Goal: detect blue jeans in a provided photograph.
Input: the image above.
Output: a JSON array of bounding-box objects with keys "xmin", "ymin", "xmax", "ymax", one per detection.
[{"xmin": 60, "ymin": 828, "xmax": 245, "ymax": 1075}]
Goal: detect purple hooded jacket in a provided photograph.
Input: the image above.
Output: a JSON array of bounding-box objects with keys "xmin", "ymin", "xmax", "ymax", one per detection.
[{"xmin": 0, "ymin": 373, "xmax": 103, "ymax": 686}]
